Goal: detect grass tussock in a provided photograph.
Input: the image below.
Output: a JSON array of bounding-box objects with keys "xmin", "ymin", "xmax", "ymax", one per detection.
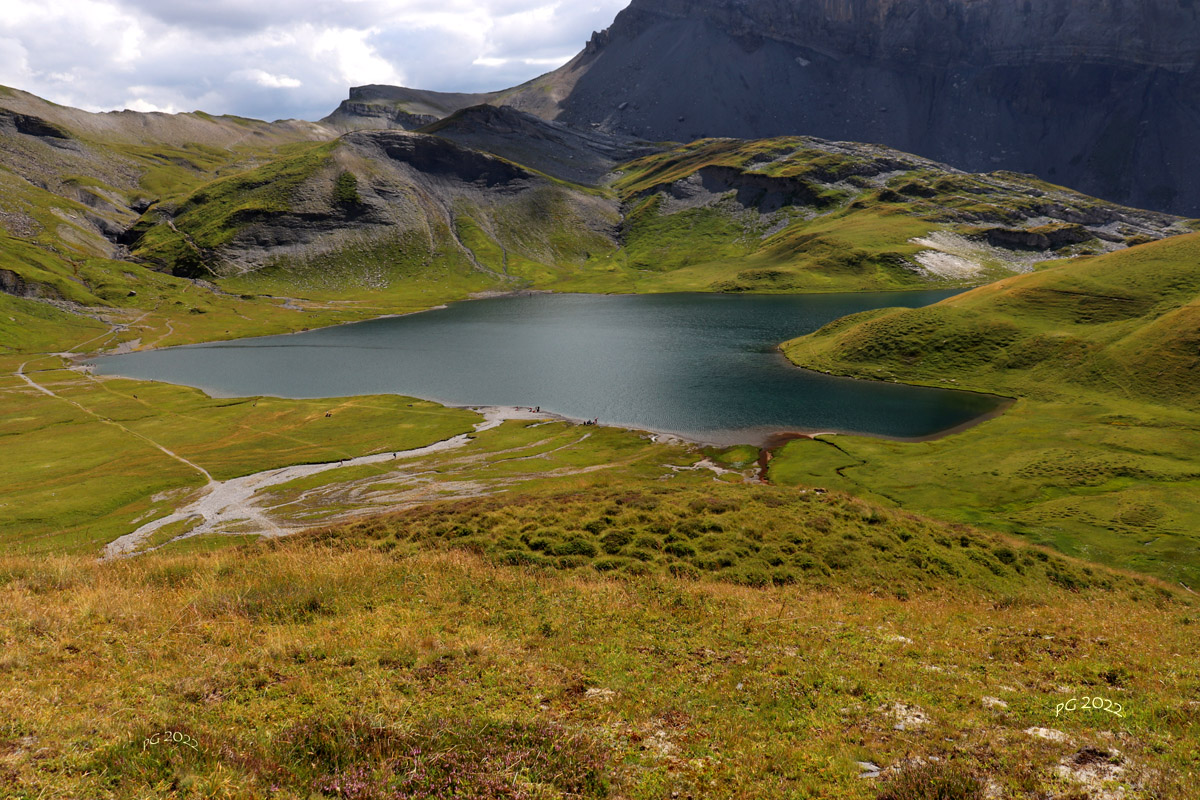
[
  {"xmin": 303, "ymin": 484, "xmax": 1136, "ymax": 599},
  {"xmin": 876, "ymin": 760, "xmax": 983, "ymax": 800}
]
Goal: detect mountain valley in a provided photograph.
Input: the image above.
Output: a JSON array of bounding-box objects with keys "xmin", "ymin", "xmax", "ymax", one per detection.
[{"xmin": 1, "ymin": 1, "xmax": 1198, "ymax": 797}]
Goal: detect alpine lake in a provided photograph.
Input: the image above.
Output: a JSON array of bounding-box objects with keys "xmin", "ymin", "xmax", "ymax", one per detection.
[{"xmin": 93, "ymin": 291, "xmax": 1006, "ymax": 446}]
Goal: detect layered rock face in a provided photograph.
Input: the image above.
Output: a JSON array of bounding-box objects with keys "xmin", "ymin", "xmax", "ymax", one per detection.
[
  {"xmin": 528, "ymin": 0, "xmax": 1200, "ymax": 215},
  {"xmin": 322, "ymin": 85, "xmax": 501, "ymax": 132},
  {"xmin": 622, "ymin": 0, "xmax": 1200, "ymax": 69}
]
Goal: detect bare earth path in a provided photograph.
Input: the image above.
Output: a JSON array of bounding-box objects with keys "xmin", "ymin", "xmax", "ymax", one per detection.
[
  {"xmin": 17, "ymin": 361, "xmax": 215, "ymax": 484},
  {"xmin": 101, "ymin": 407, "xmax": 548, "ymax": 560}
]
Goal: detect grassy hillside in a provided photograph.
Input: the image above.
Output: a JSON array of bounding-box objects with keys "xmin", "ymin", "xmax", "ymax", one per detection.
[
  {"xmin": 0, "ymin": 87, "xmax": 452, "ymax": 362},
  {"xmin": 777, "ymin": 235, "xmax": 1200, "ymax": 584},
  {"xmin": 785, "ymin": 233, "xmax": 1200, "ymax": 408},
  {"xmin": 129, "ymin": 141, "xmax": 341, "ymax": 277},
  {"xmin": 121, "ymin": 130, "xmax": 620, "ymax": 303},
  {"xmin": 1, "ymin": 504, "xmax": 1195, "ymax": 798},
  {"xmin": 310, "ymin": 481, "xmax": 1131, "ymax": 595},
  {"xmin": 549, "ymin": 137, "xmax": 1194, "ymax": 295},
  {"xmin": 2, "ymin": 80, "xmax": 1194, "ymax": 322},
  {"xmin": 1, "ymin": 85, "xmax": 1194, "ymax": 313}
]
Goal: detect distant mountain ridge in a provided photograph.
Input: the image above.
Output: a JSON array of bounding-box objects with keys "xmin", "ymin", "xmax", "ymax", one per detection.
[
  {"xmin": 328, "ymin": 0, "xmax": 1200, "ymax": 216},
  {"xmin": 0, "ymin": 81, "xmax": 1192, "ymax": 309}
]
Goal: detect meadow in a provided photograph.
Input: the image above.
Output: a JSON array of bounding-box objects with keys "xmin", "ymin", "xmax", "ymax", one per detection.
[{"xmin": 0, "ymin": 523, "xmax": 1195, "ymax": 798}]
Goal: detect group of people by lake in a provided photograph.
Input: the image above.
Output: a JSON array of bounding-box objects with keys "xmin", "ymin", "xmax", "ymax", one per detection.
[{"xmin": 520, "ymin": 406, "xmax": 599, "ymax": 427}]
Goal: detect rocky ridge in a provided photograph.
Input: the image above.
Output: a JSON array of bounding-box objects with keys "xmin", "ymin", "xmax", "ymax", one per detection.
[
  {"xmin": 0, "ymin": 86, "xmax": 1194, "ymax": 305},
  {"xmin": 331, "ymin": 0, "xmax": 1200, "ymax": 215}
]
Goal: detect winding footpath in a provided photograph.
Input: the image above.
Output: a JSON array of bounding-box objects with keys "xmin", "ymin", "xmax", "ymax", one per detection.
[{"xmin": 17, "ymin": 361, "xmax": 214, "ymax": 483}]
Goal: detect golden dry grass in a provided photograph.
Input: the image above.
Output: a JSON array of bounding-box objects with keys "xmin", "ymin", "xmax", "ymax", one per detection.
[{"xmin": 0, "ymin": 543, "xmax": 1195, "ymax": 798}]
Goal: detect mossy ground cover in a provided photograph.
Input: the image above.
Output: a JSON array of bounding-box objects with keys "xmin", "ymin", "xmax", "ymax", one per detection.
[
  {"xmin": 0, "ymin": 540, "xmax": 1193, "ymax": 799},
  {"xmin": 306, "ymin": 480, "xmax": 1131, "ymax": 596}
]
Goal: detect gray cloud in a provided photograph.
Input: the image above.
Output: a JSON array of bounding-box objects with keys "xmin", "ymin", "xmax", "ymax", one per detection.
[{"xmin": 0, "ymin": 0, "xmax": 630, "ymax": 121}]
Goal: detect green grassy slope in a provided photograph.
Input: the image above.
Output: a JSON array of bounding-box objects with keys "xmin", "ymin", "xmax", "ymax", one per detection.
[
  {"xmin": 310, "ymin": 480, "xmax": 1130, "ymax": 596},
  {"xmin": 785, "ymin": 233, "xmax": 1200, "ymax": 408},
  {"xmin": 534, "ymin": 137, "xmax": 1191, "ymax": 295},
  {"xmin": 776, "ymin": 235, "xmax": 1200, "ymax": 584},
  {"xmin": 1, "ymin": 84, "xmax": 1193, "ymax": 310},
  {"xmin": 69, "ymin": 130, "xmax": 1192, "ymax": 303},
  {"xmin": 128, "ymin": 141, "xmax": 339, "ymax": 277},
  {"xmin": 119, "ymin": 131, "xmax": 620, "ymax": 303}
]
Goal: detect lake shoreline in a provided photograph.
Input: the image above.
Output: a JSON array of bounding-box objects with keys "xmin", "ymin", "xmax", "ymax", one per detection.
[{"xmin": 89, "ymin": 290, "xmax": 1004, "ymax": 448}]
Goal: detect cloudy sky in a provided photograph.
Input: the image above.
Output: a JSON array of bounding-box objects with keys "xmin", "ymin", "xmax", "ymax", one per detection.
[{"xmin": 0, "ymin": 0, "xmax": 630, "ymax": 121}]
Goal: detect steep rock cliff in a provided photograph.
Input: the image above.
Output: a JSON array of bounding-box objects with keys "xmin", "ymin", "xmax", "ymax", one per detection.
[{"xmin": 527, "ymin": 0, "xmax": 1200, "ymax": 214}]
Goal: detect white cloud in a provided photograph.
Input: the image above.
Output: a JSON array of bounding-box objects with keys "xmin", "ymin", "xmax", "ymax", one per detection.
[
  {"xmin": 235, "ymin": 69, "xmax": 304, "ymax": 89},
  {"xmin": 311, "ymin": 27, "xmax": 405, "ymax": 88},
  {"xmin": 122, "ymin": 97, "xmax": 183, "ymax": 114},
  {"xmin": 0, "ymin": 0, "xmax": 631, "ymax": 121}
]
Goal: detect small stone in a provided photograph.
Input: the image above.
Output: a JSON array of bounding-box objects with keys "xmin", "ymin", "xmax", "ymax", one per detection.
[
  {"xmin": 1025, "ymin": 727, "xmax": 1071, "ymax": 743},
  {"xmin": 889, "ymin": 703, "xmax": 930, "ymax": 731},
  {"xmin": 982, "ymin": 696, "xmax": 1009, "ymax": 710}
]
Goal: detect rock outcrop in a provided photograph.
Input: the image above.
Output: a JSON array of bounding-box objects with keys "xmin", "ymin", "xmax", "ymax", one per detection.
[
  {"xmin": 420, "ymin": 105, "xmax": 661, "ymax": 185},
  {"xmin": 337, "ymin": 0, "xmax": 1200, "ymax": 215},
  {"xmin": 322, "ymin": 85, "xmax": 500, "ymax": 132}
]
